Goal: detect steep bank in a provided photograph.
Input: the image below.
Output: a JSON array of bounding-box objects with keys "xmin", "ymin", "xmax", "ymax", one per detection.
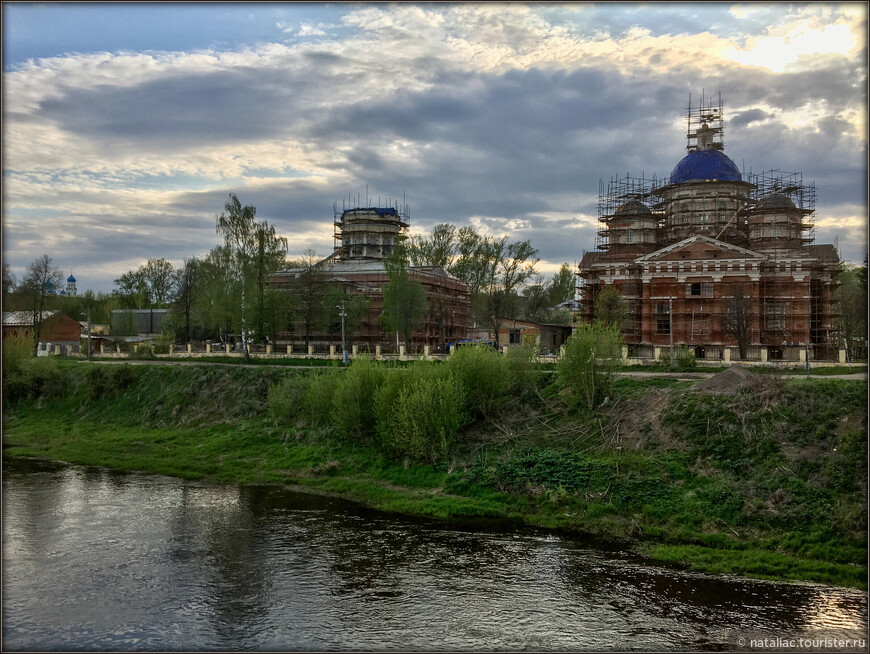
[{"xmin": 3, "ymin": 359, "xmax": 867, "ymax": 588}]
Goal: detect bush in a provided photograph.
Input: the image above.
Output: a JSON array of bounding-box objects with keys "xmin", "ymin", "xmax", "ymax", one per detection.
[
  {"xmin": 444, "ymin": 343, "xmax": 510, "ymax": 418},
  {"xmin": 268, "ymin": 373, "xmax": 312, "ymax": 423},
  {"xmin": 675, "ymin": 346, "xmax": 696, "ymax": 371},
  {"xmin": 505, "ymin": 342, "xmax": 539, "ymax": 395},
  {"xmin": 302, "ymin": 369, "xmax": 341, "ymax": 426},
  {"xmin": 7, "ymin": 356, "xmax": 66, "ymax": 405},
  {"xmin": 331, "ymin": 357, "xmax": 387, "ymax": 437},
  {"xmin": 557, "ymin": 321, "xmax": 623, "ymax": 411},
  {"xmin": 378, "ymin": 376, "xmax": 467, "ymax": 463}
]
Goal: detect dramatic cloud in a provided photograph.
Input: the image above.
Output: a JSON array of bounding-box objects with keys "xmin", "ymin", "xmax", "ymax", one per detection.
[{"xmin": 2, "ymin": 2, "xmax": 866, "ymax": 292}]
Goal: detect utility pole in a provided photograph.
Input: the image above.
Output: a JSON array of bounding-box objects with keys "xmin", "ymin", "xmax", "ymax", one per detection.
[
  {"xmin": 82, "ymin": 308, "xmax": 91, "ymax": 360},
  {"xmin": 337, "ymin": 303, "xmax": 348, "ymax": 365}
]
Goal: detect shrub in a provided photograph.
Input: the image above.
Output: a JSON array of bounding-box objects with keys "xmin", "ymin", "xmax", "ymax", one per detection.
[
  {"xmin": 675, "ymin": 346, "xmax": 696, "ymax": 371},
  {"xmin": 302, "ymin": 369, "xmax": 341, "ymax": 426},
  {"xmin": 557, "ymin": 320, "xmax": 623, "ymax": 411},
  {"xmin": 444, "ymin": 343, "xmax": 510, "ymax": 418},
  {"xmin": 505, "ymin": 342, "xmax": 539, "ymax": 395},
  {"xmin": 378, "ymin": 376, "xmax": 467, "ymax": 463},
  {"xmin": 154, "ymin": 333, "xmax": 174, "ymax": 355},
  {"xmin": 331, "ymin": 357, "xmax": 387, "ymax": 437},
  {"xmin": 268, "ymin": 373, "xmax": 312, "ymax": 423}
]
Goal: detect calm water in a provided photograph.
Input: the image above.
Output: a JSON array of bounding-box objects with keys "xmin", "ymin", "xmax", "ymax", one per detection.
[{"xmin": 2, "ymin": 457, "xmax": 867, "ymax": 651}]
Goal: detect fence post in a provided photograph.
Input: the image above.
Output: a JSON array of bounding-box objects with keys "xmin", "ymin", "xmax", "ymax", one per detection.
[
  {"xmin": 287, "ymin": 344, "xmax": 292, "ymax": 355},
  {"xmin": 187, "ymin": 343, "xmax": 193, "ymax": 354},
  {"xmin": 308, "ymin": 345, "xmax": 315, "ymax": 357},
  {"xmin": 760, "ymin": 347, "xmax": 768, "ymax": 363},
  {"xmin": 225, "ymin": 343, "xmax": 231, "ymax": 355},
  {"xmin": 723, "ymin": 347, "xmax": 731, "ymax": 363},
  {"xmin": 376, "ymin": 345, "xmax": 382, "ymax": 360}
]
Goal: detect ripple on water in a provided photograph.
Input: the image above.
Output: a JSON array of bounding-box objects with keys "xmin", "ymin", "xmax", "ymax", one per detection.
[{"xmin": 2, "ymin": 458, "xmax": 867, "ymax": 651}]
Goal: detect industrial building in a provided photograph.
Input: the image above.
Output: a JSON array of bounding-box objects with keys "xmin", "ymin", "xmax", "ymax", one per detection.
[
  {"xmin": 578, "ymin": 95, "xmax": 840, "ymax": 361},
  {"xmin": 270, "ymin": 199, "xmax": 472, "ymax": 352}
]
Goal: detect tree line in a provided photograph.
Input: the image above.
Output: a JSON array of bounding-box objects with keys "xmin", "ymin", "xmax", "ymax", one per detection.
[{"xmin": 3, "ymin": 194, "xmax": 578, "ymax": 360}]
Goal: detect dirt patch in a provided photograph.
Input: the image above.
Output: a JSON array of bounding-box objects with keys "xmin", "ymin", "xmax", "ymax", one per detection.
[
  {"xmin": 606, "ymin": 389, "xmax": 680, "ymax": 451},
  {"xmin": 691, "ymin": 364, "xmax": 758, "ymax": 395}
]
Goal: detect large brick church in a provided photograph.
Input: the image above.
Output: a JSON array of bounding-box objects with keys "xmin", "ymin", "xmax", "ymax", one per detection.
[{"xmin": 578, "ymin": 95, "xmax": 839, "ymax": 361}]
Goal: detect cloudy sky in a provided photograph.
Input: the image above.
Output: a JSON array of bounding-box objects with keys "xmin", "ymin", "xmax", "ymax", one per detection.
[{"xmin": 2, "ymin": 2, "xmax": 867, "ymax": 293}]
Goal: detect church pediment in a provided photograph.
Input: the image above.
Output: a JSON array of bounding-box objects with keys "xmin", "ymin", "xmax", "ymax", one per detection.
[{"xmin": 635, "ymin": 235, "xmax": 766, "ymax": 263}]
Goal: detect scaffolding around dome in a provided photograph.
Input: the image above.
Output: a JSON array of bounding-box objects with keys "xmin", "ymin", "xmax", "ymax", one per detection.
[
  {"xmin": 580, "ymin": 94, "xmax": 839, "ymax": 359},
  {"xmin": 332, "ymin": 192, "xmax": 411, "ymax": 261}
]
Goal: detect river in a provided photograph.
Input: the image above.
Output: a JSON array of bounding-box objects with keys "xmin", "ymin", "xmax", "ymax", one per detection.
[{"xmin": 2, "ymin": 457, "xmax": 866, "ymax": 651}]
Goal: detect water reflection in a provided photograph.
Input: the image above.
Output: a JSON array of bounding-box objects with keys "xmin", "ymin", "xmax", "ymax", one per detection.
[{"xmin": 2, "ymin": 457, "xmax": 867, "ymax": 651}]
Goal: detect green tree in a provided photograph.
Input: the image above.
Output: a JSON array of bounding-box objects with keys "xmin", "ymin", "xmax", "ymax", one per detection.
[
  {"xmin": 141, "ymin": 258, "xmax": 177, "ymax": 309},
  {"xmin": 548, "ymin": 263, "xmax": 576, "ymax": 305},
  {"xmin": 835, "ymin": 261, "xmax": 868, "ymax": 359},
  {"xmin": 447, "ymin": 227, "xmax": 539, "ymax": 336},
  {"xmin": 194, "ymin": 245, "xmax": 239, "ymax": 344},
  {"xmin": 215, "ymin": 193, "xmax": 287, "ymax": 360},
  {"xmin": 252, "ymin": 223, "xmax": 288, "ymax": 344},
  {"xmin": 482, "ymin": 238, "xmax": 539, "ymax": 338},
  {"xmin": 408, "ymin": 223, "xmax": 457, "ymax": 267},
  {"xmin": 287, "ymin": 249, "xmax": 327, "ymax": 349},
  {"xmin": 19, "ymin": 254, "xmax": 63, "ymax": 355},
  {"xmin": 380, "ymin": 245, "xmax": 428, "ymax": 348},
  {"xmin": 594, "ymin": 286, "xmax": 627, "ymax": 328},
  {"xmin": 113, "ymin": 268, "xmax": 150, "ymax": 309},
  {"xmin": 558, "ymin": 321, "xmax": 623, "ymax": 411}
]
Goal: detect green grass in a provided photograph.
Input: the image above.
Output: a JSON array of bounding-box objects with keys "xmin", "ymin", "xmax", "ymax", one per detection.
[
  {"xmin": 3, "ymin": 359, "xmax": 866, "ymax": 588},
  {"xmin": 641, "ymin": 543, "xmax": 867, "ymax": 587}
]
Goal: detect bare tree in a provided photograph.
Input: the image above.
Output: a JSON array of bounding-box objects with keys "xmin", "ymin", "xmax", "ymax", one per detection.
[
  {"xmin": 720, "ymin": 284, "xmax": 755, "ymax": 359},
  {"xmin": 19, "ymin": 255, "xmax": 63, "ymax": 355},
  {"xmin": 287, "ymin": 249, "xmax": 326, "ymax": 349},
  {"xmin": 172, "ymin": 257, "xmax": 199, "ymax": 342}
]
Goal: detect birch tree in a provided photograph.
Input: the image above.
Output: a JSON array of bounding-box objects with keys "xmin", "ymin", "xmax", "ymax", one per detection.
[{"xmin": 215, "ymin": 193, "xmax": 287, "ymax": 360}]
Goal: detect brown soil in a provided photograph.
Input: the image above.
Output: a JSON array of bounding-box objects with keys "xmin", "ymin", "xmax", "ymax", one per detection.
[{"xmin": 691, "ymin": 364, "xmax": 758, "ymax": 394}]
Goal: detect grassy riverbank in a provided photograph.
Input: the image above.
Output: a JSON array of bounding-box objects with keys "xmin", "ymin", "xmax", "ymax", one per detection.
[{"xmin": 3, "ymin": 356, "xmax": 867, "ymax": 588}]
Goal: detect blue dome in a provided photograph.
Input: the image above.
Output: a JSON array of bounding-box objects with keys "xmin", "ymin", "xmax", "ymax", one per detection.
[
  {"xmin": 67, "ymin": 274, "xmax": 76, "ymax": 282},
  {"xmin": 669, "ymin": 150, "xmax": 742, "ymax": 185}
]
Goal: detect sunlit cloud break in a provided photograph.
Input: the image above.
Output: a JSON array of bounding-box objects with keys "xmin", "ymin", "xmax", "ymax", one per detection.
[{"xmin": 2, "ymin": 2, "xmax": 866, "ymax": 293}]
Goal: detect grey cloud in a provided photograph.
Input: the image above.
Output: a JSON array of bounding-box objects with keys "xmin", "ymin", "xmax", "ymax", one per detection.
[{"xmin": 730, "ymin": 108, "xmax": 772, "ymax": 128}]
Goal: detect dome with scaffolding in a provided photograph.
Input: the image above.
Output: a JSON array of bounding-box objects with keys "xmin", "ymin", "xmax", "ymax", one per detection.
[
  {"xmin": 669, "ymin": 149, "xmax": 742, "ymax": 185},
  {"xmin": 614, "ymin": 199, "xmax": 652, "ymax": 215},
  {"xmin": 756, "ymin": 193, "xmax": 797, "ymax": 210}
]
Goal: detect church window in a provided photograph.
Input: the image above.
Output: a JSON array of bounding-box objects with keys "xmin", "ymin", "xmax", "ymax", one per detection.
[{"xmin": 656, "ymin": 303, "xmax": 670, "ymax": 334}]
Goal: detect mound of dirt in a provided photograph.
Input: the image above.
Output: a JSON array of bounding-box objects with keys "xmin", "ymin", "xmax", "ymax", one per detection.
[{"xmin": 692, "ymin": 364, "xmax": 758, "ymax": 394}]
